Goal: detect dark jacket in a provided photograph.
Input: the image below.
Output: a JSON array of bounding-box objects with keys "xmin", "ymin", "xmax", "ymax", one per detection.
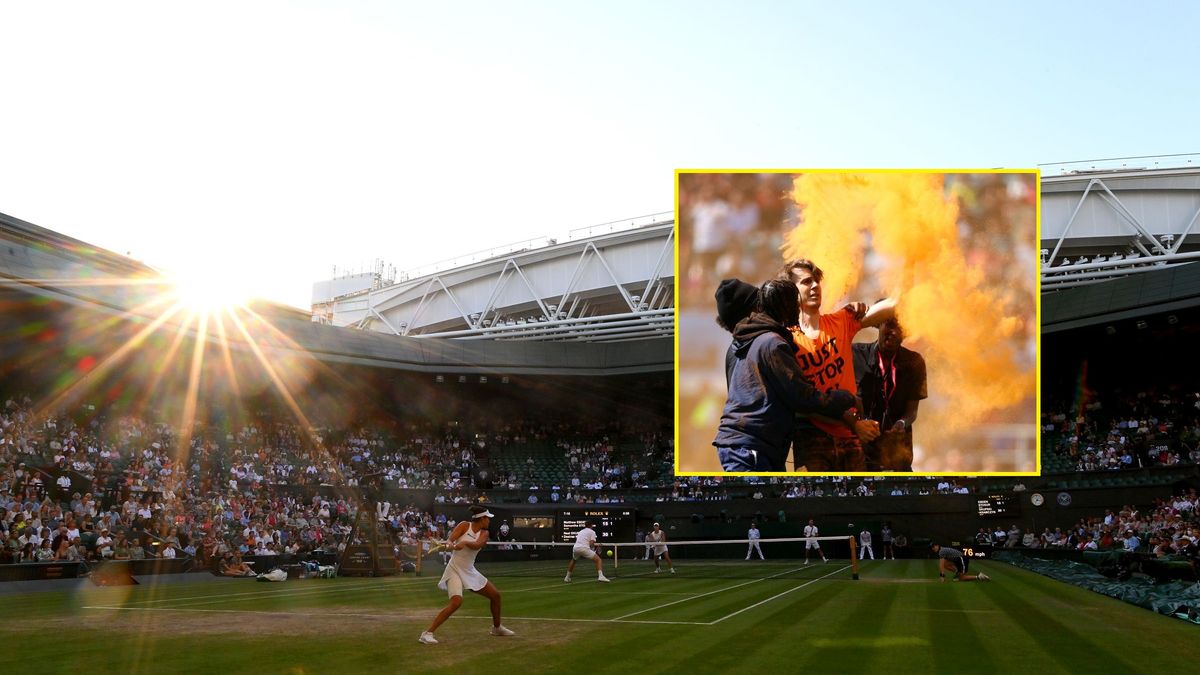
[
  {"xmin": 713, "ymin": 313, "xmax": 855, "ymax": 466},
  {"xmin": 852, "ymin": 341, "xmax": 927, "ymax": 431}
]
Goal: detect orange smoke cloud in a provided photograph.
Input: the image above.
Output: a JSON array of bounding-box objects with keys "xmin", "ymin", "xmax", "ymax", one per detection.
[{"xmin": 783, "ymin": 173, "xmax": 1035, "ymax": 471}]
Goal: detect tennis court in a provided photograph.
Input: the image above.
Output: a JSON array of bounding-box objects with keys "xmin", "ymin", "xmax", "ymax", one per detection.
[{"xmin": 2, "ymin": 557, "xmax": 1197, "ymax": 673}]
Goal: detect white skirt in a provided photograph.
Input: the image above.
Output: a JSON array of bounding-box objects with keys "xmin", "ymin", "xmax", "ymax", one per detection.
[{"xmin": 438, "ymin": 560, "xmax": 488, "ymax": 596}]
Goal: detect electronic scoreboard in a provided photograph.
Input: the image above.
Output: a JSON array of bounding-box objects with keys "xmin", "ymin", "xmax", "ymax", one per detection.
[
  {"xmin": 555, "ymin": 507, "xmax": 635, "ymax": 544},
  {"xmin": 976, "ymin": 494, "xmax": 1018, "ymax": 518}
]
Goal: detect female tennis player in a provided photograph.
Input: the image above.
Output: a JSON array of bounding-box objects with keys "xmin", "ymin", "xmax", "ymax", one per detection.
[{"xmin": 419, "ymin": 506, "xmax": 515, "ymax": 644}]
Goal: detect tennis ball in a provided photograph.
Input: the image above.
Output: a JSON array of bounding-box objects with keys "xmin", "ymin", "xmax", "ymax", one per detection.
[{"xmin": 606, "ymin": 550, "xmax": 613, "ymax": 557}]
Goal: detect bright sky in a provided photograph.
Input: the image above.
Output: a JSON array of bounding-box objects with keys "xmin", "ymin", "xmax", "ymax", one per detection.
[{"xmin": 2, "ymin": 1, "xmax": 1197, "ymax": 309}]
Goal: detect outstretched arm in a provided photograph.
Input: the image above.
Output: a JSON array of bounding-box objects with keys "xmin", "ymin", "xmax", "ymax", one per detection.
[{"xmin": 860, "ymin": 298, "xmax": 897, "ymax": 329}]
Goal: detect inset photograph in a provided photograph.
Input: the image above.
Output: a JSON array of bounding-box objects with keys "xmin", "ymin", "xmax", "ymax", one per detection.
[{"xmin": 676, "ymin": 170, "xmax": 1039, "ymax": 474}]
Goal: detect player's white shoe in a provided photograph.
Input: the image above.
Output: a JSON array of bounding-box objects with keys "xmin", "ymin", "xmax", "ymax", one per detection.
[
  {"xmin": 804, "ymin": 560, "xmax": 810, "ymax": 565},
  {"xmin": 418, "ymin": 632, "xmax": 438, "ymax": 645},
  {"xmin": 490, "ymin": 625, "xmax": 515, "ymax": 636},
  {"xmin": 670, "ymin": 568, "xmax": 676, "ymax": 575},
  {"xmin": 564, "ymin": 574, "xmax": 571, "ymax": 583},
  {"xmin": 654, "ymin": 568, "xmax": 661, "ymax": 573},
  {"xmin": 598, "ymin": 574, "xmax": 611, "ymax": 583},
  {"xmin": 978, "ymin": 572, "xmax": 990, "ymax": 581}
]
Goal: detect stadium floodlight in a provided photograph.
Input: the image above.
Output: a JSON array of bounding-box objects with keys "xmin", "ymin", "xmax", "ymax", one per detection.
[{"xmin": 435, "ymin": 375, "xmax": 444, "ymax": 383}]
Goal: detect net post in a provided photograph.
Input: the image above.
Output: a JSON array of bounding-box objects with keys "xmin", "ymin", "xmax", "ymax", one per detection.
[
  {"xmin": 614, "ymin": 543, "xmax": 619, "ymax": 572},
  {"xmin": 849, "ymin": 536, "xmax": 860, "ymax": 580}
]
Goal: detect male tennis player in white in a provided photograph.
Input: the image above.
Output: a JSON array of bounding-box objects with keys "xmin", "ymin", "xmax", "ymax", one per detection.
[
  {"xmin": 859, "ymin": 527, "xmax": 874, "ymax": 560},
  {"xmin": 419, "ymin": 506, "xmax": 515, "ymax": 645},
  {"xmin": 645, "ymin": 522, "xmax": 675, "ymax": 574},
  {"xmin": 804, "ymin": 518, "xmax": 827, "ymax": 564},
  {"xmin": 565, "ymin": 520, "xmax": 611, "ymax": 583},
  {"xmin": 746, "ymin": 522, "xmax": 765, "ymax": 560}
]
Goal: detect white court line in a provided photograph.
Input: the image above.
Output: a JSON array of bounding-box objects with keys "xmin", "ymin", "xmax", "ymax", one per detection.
[
  {"xmin": 135, "ymin": 583, "xmax": 397, "ymax": 609},
  {"xmin": 504, "ymin": 579, "xmax": 586, "ymax": 594},
  {"xmin": 118, "ymin": 576, "xmax": 424, "ymax": 606},
  {"xmin": 124, "ymin": 572, "xmax": 569, "ymax": 612},
  {"xmin": 609, "ymin": 566, "xmax": 810, "ymax": 621},
  {"xmin": 707, "ymin": 565, "xmax": 849, "ymax": 625},
  {"xmin": 81, "ymin": 605, "xmax": 709, "ymax": 626},
  {"xmin": 515, "ymin": 589, "xmax": 696, "ymax": 596},
  {"xmin": 123, "ymin": 579, "xmax": 431, "ymax": 608},
  {"xmin": 144, "ymin": 575, "xmax": 581, "ymax": 610}
]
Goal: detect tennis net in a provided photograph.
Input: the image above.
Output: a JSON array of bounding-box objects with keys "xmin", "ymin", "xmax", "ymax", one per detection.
[{"xmin": 425, "ymin": 536, "xmax": 862, "ymax": 580}]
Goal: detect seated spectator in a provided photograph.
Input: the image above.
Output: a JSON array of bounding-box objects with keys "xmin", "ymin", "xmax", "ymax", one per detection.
[
  {"xmin": 112, "ymin": 535, "xmax": 131, "ymax": 560},
  {"xmin": 34, "ymin": 539, "xmax": 54, "ymax": 562},
  {"xmin": 95, "ymin": 528, "xmax": 114, "ymax": 559},
  {"xmin": 1006, "ymin": 525, "xmax": 1020, "ymax": 548},
  {"xmin": 221, "ymin": 552, "xmax": 255, "ymax": 577},
  {"xmin": 1123, "ymin": 531, "xmax": 1141, "ymax": 552}
]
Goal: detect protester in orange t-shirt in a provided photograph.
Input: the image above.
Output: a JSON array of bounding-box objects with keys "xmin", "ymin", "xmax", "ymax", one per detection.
[{"xmin": 780, "ymin": 259, "xmax": 895, "ymax": 471}]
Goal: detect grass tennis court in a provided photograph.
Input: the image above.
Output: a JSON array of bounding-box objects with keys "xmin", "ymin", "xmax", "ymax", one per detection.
[{"xmin": 2, "ymin": 559, "xmax": 1197, "ymax": 673}]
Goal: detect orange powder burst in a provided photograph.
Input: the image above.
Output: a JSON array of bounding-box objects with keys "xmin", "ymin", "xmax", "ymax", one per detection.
[{"xmin": 783, "ymin": 173, "xmax": 1035, "ymax": 470}]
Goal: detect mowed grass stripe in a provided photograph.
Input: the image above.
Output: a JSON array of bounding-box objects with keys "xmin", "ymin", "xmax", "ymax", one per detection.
[
  {"xmin": 978, "ymin": 565, "xmax": 1148, "ymax": 672},
  {"xmin": 804, "ymin": 582, "xmax": 903, "ymax": 673},
  {"xmin": 922, "ymin": 580, "xmax": 998, "ymax": 675},
  {"xmin": 663, "ymin": 580, "xmax": 853, "ymax": 673}
]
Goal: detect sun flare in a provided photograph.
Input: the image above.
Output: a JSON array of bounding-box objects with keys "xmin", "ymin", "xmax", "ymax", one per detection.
[{"xmin": 168, "ymin": 270, "xmax": 253, "ymax": 314}]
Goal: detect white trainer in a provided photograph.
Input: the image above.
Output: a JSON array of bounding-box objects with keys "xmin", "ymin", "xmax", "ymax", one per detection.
[
  {"xmin": 670, "ymin": 568, "xmax": 676, "ymax": 575},
  {"xmin": 978, "ymin": 572, "xmax": 990, "ymax": 581},
  {"xmin": 490, "ymin": 625, "xmax": 515, "ymax": 636},
  {"xmin": 564, "ymin": 575, "xmax": 571, "ymax": 582},
  {"xmin": 654, "ymin": 568, "xmax": 661, "ymax": 574},
  {"xmin": 598, "ymin": 574, "xmax": 611, "ymax": 583},
  {"xmin": 418, "ymin": 632, "xmax": 438, "ymax": 645}
]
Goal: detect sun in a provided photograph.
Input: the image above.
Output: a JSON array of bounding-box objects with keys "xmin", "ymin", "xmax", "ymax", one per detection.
[{"xmin": 168, "ymin": 270, "xmax": 253, "ymax": 314}]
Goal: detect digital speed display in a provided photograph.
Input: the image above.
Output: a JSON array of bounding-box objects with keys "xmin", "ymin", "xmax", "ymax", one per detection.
[
  {"xmin": 555, "ymin": 508, "xmax": 635, "ymax": 544},
  {"xmin": 977, "ymin": 495, "xmax": 1018, "ymax": 518}
]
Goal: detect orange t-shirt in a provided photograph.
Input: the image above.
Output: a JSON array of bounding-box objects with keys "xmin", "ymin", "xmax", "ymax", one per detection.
[{"xmin": 789, "ymin": 308, "xmax": 861, "ymax": 438}]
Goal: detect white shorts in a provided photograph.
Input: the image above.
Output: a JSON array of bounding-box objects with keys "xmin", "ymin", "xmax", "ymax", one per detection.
[
  {"xmin": 806, "ymin": 540, "xmax": 821, "ymax": 549},
  {"xmin": 573, "ymin": 546, "xmax": 597, "ymax": 560}
]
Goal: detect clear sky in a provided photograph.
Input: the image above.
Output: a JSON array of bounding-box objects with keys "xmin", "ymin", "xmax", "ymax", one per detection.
[{"xmin": 2, "ymin": 1, "xmax": 1197, "ymax": 308}]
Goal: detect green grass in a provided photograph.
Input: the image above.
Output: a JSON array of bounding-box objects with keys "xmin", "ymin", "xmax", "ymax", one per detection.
[{"xmin": 1, "ymin": 558, "xmax": 1197, "ymax": 674}]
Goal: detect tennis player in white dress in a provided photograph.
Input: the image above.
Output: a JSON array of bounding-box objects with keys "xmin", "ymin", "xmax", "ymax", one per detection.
[{"xmin": 419, "ymin": 506, "xmax": 515, "ymax": 644}]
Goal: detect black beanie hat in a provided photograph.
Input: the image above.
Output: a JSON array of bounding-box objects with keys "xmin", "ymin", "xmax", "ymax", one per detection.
[{"xmin": 715, "ymin": 278, "xmax": 758, "ymax": 330}]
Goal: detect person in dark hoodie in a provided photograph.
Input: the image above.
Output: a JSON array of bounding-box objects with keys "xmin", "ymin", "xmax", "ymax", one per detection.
[
  {"xmin": 715, "ymin": 278, "xmax": 760, "ymax": 387},
  {"xmin": 713, "ymin": 279, "xmax": 860, "ymax": 472}
]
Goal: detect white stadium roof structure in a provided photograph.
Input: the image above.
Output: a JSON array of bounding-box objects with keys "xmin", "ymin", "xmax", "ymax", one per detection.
[
  {"xmin": 0, "ymin": 212, "xmax": 673, "ymax": 376},
  {"xmin": 1039, "ymin": 155, "xmax": 1200, "ymax": 332},
  {"xmin": 312, "ymin": 218, "xmax": 675, "ymax": 344}
]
